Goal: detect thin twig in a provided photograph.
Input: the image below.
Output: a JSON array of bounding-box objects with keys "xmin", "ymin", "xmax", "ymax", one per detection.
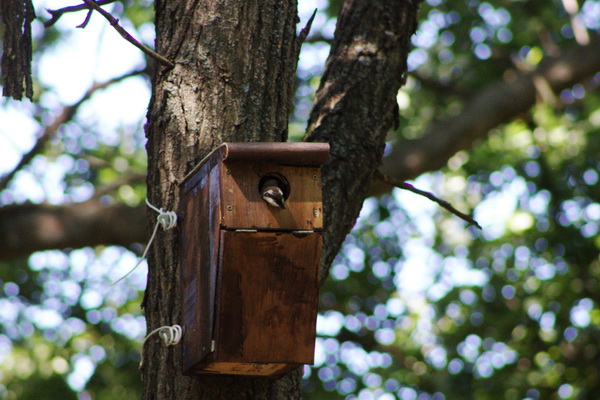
[
  {"xmin": 301, "ymin": 33, "xmax": 333, "ymax": 45},
  {"xmin": 0, "ymin": 69, "xmax": 146, "ymax": 192},
  {"xmin": 298, "ymin": 9, "xmax": 318, "ymax": 46},
  {"xmin": 45, "ymin": 0, "xmax": 118, "ymax": 27},
  {"xmin": 375, "ymin": 170, "xmax": 482, "ymax": 229},
  {"xmin": 81, "ymin": 0, "xmax": 175, "ymax": 68},
  {"xmin": 76, "ymin": 9, "xmax": 94, "ymax": 29}
]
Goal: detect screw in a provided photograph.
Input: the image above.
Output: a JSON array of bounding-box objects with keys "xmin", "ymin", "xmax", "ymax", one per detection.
[
  {"xmin": 312, "ymin": 174, "xmax": 318, "ymax": 180},
  {"xmin": 226, "ymin": 169, "xmax": 231, "ymax": 175},
  {"xmin": 313, "ymin": 208, "xmax": 320, "ymax": 217},
  {"xmin": 227, "ymin": 205, "xmax": 233, "ymax": 211}
]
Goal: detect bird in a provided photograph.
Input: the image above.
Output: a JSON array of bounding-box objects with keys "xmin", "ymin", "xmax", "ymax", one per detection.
[{"xmin": 260, "ymin": 178, "xmax": 286, "ymax": 209}]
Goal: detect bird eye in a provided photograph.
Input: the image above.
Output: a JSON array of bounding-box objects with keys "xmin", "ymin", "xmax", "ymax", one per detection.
[{"xmin": 258, "ymin": 173, "xmax": 291, "ymax": 201}]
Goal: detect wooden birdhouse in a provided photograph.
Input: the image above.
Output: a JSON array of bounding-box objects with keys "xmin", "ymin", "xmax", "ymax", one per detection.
[{"xmin": 178, "ymin": 142, "xmax": 329, "ymax": 377}]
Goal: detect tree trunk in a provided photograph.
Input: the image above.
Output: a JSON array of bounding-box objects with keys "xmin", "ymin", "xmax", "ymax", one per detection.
[
  {"xmin": 142, "ymin": 0, "xmax": 417, "ymax": 398},
  {"xmin": 143, "ymin": 1, "xmax": 301, "ymax": 398}
]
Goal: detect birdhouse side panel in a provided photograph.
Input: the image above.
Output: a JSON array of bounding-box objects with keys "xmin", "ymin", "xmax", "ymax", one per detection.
[
  {"xmin": 215, "ymin": 231, "xmax": 321, "ymax": 365},
  {"xmin": 179, "ymin": 162, "xmax": 222, "ymax": 373},
  {"xmin": 219, "ymin": 162, "xmax": 323, "ymax": 231}
]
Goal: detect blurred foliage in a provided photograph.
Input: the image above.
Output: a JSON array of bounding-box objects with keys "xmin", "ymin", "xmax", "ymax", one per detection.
[{"xmin": 1, "ymin": 0, "xmax": 600, "ymax": 399}]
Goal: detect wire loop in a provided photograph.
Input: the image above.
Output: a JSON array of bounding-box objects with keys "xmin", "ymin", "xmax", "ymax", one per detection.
[
  {"xmin": 139, "ymin": 324, "xmax": 183, "ymax": 368},
  {"xmin": 110, "ymin": 199, "xmax": 177, "ymax": 285}
]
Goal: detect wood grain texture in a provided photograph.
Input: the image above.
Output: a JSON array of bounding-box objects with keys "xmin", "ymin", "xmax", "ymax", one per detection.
[
  {"xmin": 216, "ymin": 232, "xmax": 321, "ymax": 365},
  {"xmin": 179, "ymin": 159, "xmax": 222, "ymax": 373},
  {"xmin": 220, "ymin": 162, "xmax": 323, "ymax": 230},
  {"xmin": 179, "ymin": 181, "xmax": 210, "ymax": 371},
  {"xmin": 179, "ymin": 230, "xmax": 321, "ymax": 375},
  {"xmin": 198, "ymin": 362, "xmax": 294, "ymax": 377},
  {"xmin": 222, "ymin": 142, "xmax": 330, "ymax": 166}
]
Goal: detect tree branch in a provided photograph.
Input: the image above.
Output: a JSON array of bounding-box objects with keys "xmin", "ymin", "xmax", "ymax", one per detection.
[
  {"xmin": 374, "ymin": 171, "xmax": 482, "ymax": 229},
  {"xmin": 0, "ymin": 69, "xmax": 147, "ymax": 192},
  {"xmin": 44, "ymin": 0, "xmax": 118, "ymax": 27},
  {"xmin": 76, "ymin": 8, "xmax": 94, "ymax": 29},
  {"xmin": 80, "ymin": 0, "xmax": 175, "ymax": 68},
  {"xmin": 304, "ymin": 0, "xmax": 419, "ymax": 276},
  {"xmin": 298, "ymin": 9, "xmax": 318, "ymax": 46},
  {"xmin": 301, "ymin": 33, "xmax": 333, "ymax": 45},
  {"xmin": 0, "ymin": 200, "xmax": 146, "ymax": 260},
  {"xmin": 373, "ymin": 36, "xmax": 600, "ymax": 194}
]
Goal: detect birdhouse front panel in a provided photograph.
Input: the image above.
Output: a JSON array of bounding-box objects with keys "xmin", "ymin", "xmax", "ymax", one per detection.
[
  {"xmin": 179, "ymin": 142, "xmax": 329, "ymax": 376},
  {"xmin": 219, "ymin": 161, "xmax": 323, "ymax": 231},
  {"xmin": 215, "ymin": 231, "xmax": 321, "ymax": 364}
]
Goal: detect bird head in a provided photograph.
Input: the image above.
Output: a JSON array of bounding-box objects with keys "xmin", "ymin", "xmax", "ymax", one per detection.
[{"xmin": 260, "ymin": 177, "xmax": 286, "ymax": 209}]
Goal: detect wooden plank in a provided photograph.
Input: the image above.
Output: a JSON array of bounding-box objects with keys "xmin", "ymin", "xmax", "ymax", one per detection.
[
  {"xmin": 220, "ymin": 162, "xmax": 323, "ymax": 230},
  {"xmin": 222, "ymin": 142, "xmax": 330, "ymax": 166},
  {"xmin": 215, "ymin": 231, "xmax": 321, "ymax": 365},
  {"xmin": 207, "ymin": 163, "xmax": 222, "ymax": 346},
  {"xmin": 179, "ymin": 158, "xmax": 221, "ymax": 373},
  {"xmin": 180, "ymin": 145, "xmax": 227, "ymax": 189},
  {"xmin": 192, "ymin": 362, "xmax": 295, "ymax": 377}
]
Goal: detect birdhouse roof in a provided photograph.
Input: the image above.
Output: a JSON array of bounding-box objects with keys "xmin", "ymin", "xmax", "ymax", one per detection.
[
  {"xmin": 181, "ymin": 142, "xmax": 330, "ymax": 186},
  {"xmin": 219, "ymin": 142, "xmax": 330, "ymax": 166}
]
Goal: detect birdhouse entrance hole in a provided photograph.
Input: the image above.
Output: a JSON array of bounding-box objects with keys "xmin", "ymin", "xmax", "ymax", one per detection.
[{"xmin": 258, "ymin": 173, "xmax": 291, "ymax": 201}]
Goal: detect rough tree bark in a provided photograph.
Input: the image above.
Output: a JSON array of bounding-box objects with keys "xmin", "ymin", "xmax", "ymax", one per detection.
[
  {"xmin": 142, "ymin": 0, "xmax": 416, "ymax": 399},
  {"xmin": 142, "ymin": 0, "xmax": 303, "ymax": 398},
  {"xmin": 305, "ymin": 1, "xmax": 417, "ymax": 273}
]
